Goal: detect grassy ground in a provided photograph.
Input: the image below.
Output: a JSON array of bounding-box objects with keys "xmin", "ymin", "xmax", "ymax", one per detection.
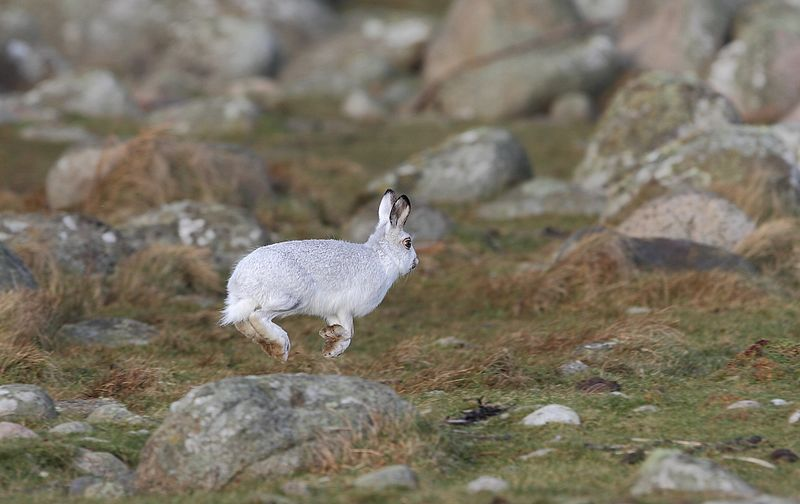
[{"xmin": 0, "ymin": 101, "xmax": 798, "ymax": 503}]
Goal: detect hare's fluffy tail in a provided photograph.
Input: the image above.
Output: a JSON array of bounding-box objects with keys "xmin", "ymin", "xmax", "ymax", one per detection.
[{"xmin": 219, "ymin": 297, "xmax": 259, "ymax": 326}]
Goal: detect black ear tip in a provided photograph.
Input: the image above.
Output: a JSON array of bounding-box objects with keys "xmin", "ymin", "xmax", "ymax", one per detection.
[
  {"xmin": 399, "ymin": 194, "xmax": 411, "ymax": 205},
  {"xmin": 384, "ymin": 188, "xmax": 396, "ymax": 196}
]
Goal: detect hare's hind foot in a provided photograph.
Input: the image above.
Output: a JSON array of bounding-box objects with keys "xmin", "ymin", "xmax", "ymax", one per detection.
[
  {"xmin": 319, "ymin": 324, "xmax": 351, "ymax": 359},
  {"xmin": 235, "ymin": 313, "xmax": 291, "ymax": 361}
]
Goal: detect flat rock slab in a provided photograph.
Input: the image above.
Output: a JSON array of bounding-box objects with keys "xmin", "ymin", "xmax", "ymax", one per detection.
[
  {"xmin": 522, "ymin": 404, "xmax": 581, "ymax": 426},
  {"xmin": 353, "ymin": 465, "xmax": 419, "ymax": 491},
  {"xmin": 135, "ymin": 373, "xmax": 415, "ymax": 493},
  {"xmin": 0, "ymin": 384, "xmax": 57, "ymax": 421},
  {"xmin": 55, "ymin": 318, "xmax": 157, "ymax": 347},
  {"xmin": 631, "ymin": 449, "xmax": 759, "ymax": 497},
  {"xmin": 55, "ymin": 398, "xmax": 123, "ymax": 418},
  {"xmin": 0, "ymin": 421, "xmax": 39, "ymax": 440}
]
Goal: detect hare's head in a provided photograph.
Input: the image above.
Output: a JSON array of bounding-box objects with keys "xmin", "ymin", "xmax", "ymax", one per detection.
[{"xmin": 374, "ymin": 189, "xmax": 418, "ymax": 275}]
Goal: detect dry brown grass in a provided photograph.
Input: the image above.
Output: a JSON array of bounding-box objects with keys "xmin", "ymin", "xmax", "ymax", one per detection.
[
  {"xmin": 493, "ymin": 232, "xmax": 769, "ymax": 314},
  {"xmin": 309, "ymin": 411, "xmax": 426, "ymax": 475},
  {"xmin": 357, "ymin": 333, "xmax": 532, "ymax": 395},
  {"xmin": 0, "ymin": 342, "xmax": 60, "ymax": 382},
  {"xmin": 584, "ymin": 317, "xmax": 688, "ymax": 376},
  {"xmin": 81, "ymin": 130, "xmax": 270, "ymax": 224},
  {"xmin": 108, "ymin": 244, "xmax": 222, "ymax": 311},
  {"xmin": 736, "ymin": 218, "xmax": 800, "ymax": 288},
  {"xmin": 84, "ymin": 356, "xmax": 168, "ymax": 399}
]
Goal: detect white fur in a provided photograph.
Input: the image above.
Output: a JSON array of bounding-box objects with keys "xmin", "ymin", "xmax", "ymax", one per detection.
[{"xmin": 221, "ymin": 190, "xmax": 418, "ymax": 360}]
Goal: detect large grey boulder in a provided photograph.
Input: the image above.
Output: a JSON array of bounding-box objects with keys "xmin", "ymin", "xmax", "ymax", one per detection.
[
  {"xmin": 0, "ymin": 213, "xmax": 126, "ymax": 275},
  {"xmin": 573, "ymin": 71, "xmax": 739, "ymax": 194},
  {"xmin": 477, "ymin": 177, "xmax": 605, "ymax": 219},
  {"xmin": 602, "ymin": 125, "xmax": 800, "ymax": 220},
  {"xmin": 0, "ymin": 384, "xmax": 57, "ymax": 421},
  {"xmin": 135, "ymin": 374, "xmax": 415, "ymax": 492},
  {"xmin": 21, "ymin": 70, "xmax": 140, "ymax": 119},
  {"xmin": 554, "ymin": 228, "xmax": 756, "ymax": 275},
  {"xmin": 708, "ymin": 2, "xmax": 800, "ymax": 123},
  {"xmin": 45, "ymin": 143, "xmax": 127, "ymax": 211},
  {"xmin": 423, "ymin": 0, "xmax": 621, "ymax": 119},
  {"xmin": 119, "ymin": 201, "xmax": 268, "ymax": 269},
  {"xmin": 631, "ymin": 449, "xmax": 759, "ymax": 497},
  {"xmin": 0, "ymin": 242, "xmax": 37, "ymax": 291},
  {"xmin": 618, "ymin": 0, "xmax": 741, "ymax": 75},
  {"xmin": 369, "ymin": 128, "xmax": 532, "ymax": 203},
  {"xmin": 55, "ymin": 318, "xmax": 158, "ymax": 348},
  {"xmin": 281, "ymin": 12, "xmax": 432, "ymax": 98},
  {"xmin": 618, "ymin": 191, "xmax": 756, "ymax": 251}
]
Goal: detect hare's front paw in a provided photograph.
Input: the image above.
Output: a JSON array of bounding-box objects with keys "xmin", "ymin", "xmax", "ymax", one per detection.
[{"xmin": 319, "ymin": 324, "xmax": 351, "ymax": 358}]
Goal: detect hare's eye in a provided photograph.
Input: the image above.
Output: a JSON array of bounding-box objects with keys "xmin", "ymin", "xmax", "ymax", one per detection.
[{"xmin": 402, "ymin": 238, "xmax": 412, "ymax": 249}]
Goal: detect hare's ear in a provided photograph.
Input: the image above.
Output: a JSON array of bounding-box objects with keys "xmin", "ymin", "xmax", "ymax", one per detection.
[
  {"xmin": 378, "ymin": 189, "xmax": 397, "ymax": 223},
  {"xmin": 389, "ymin": 195, "xmax": 411, "ymax": 228}
]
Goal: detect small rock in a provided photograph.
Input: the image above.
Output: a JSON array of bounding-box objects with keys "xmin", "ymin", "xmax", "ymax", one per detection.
[
  {"xmin": 68, "ymin": 475, "xmax": 132, "ymax": 499},
  {"xmin": 610, "ymin": 391, "xmax": 630, "ymax": 399},
  {"xmin": 0, "ymin": 384, "xmax": 57, "ymax": 421},
  {"xmin": 519, "ymin": 448, "xmax": 554, "ymax": 460},
  {"xmin": 73, "ymin": 448, "xmax": 130, "ymax": 479},
  {"xmin": 633, "ymin": 405, "xmax": 659, "ymax": 413},
  {"xmin": 341, "ymin": 89, "xmax": 386, "ymax": 121},
  {"xmin": 626, "ymin": 306, "xmax": 652, "ymax": 315},
  {"xmin": 789, "ymin": 410, "xmax": 800, "ymax": 424},
  {"xmin": 576, "ymin": 377, "xmax": 621, "ymax": 394},
  {"xmin": 769, "ymin": 449, "xmax": 798, "ymax": 464},
  {"xmin": 55, "ymin": 398, "xmax": 122, "ymax": 418},
  {"xmin": 727, "ymin": 400, "xmax": 761, "ymax": 410},
  {"xmin": 434, "ymin": 337, "xmax": 471, "ymax": 349},
  {"xmin": 770, "ymin": 399, "xmax": 789, "ymax": 407},
  {"xmin": 631, "ymin": 449, "xmax": 758, "ymax": 497},
  {"xmin": 581, "ymin": 340, "xmax": 619, "ymax": 352},
  {"xmin": 353, "ymin": 464, "xmax": 418, "ymax": 491},
  {"xmin": 522, "ymin": 404, "xmax": 581, "ymax": 426},
  {"xmin": 0, "ymin": 421, "xmax": 39, "ymax": 440},
  {"xmin": 49, "ymin": 421, "xmax": 94, "ymax": 436},
  {"xmin": 55, "ymin": 318, "xmax": 157, "ymax": 348},
  {"xmin": 281, "ymin": 479, "xmax": 311, "ymax": 497},
  {"xmin": 86, "ymin": 404, "xmax": 147, "ymax": 426},
  {"xmin": 466, "ymin": 476, "xmax": 509, "ymax": 494},
  {"xmin": 703, "ymin": 496, "xmax": 800, "ymax": 504},
  {"xmin": 550, "ymin": 92, "xmax": 593, "ymax": 123},
  {"xmin": 559, "ymin": 360, "xmax": 589, "ymax": 375}
]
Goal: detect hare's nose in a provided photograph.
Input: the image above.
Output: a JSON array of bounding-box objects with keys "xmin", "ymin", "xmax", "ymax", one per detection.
[{"xmin": 412, "ymin": 257, "xmax": 419, "ymax": 269}]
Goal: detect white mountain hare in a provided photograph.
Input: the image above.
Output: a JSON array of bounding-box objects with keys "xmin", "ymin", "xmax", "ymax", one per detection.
[{"xmin": 220, "ymin": 189, "xmax": 418, "ymax": 361}]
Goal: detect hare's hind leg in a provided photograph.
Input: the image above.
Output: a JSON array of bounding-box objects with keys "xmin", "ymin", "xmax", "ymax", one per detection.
[
  {"xmin": 247, "ymin": 310, "xmax": 292, "ymax": 361},
  {"xmin": 320, "ymin": 315, "xmax": 353, "ymax": 358}
]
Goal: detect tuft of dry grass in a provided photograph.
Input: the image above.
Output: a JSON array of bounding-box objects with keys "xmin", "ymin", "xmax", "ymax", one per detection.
[
  {"xmin": 584, "ymin": 317, "xmax": 688, "ymax": 377},
  {"xmin": 736, "ymin": 218, "xmax": 800, "ymax": 288},
  {"xmin": 494, "ymin": 231, "xmax": 769, "ymax": 314},
  {"xmin": 0, "ymin": 289, "xmax": 53, "ymax": 347},
  {"xmin": 0, "ymin": 342, "xmax": 60, "ymax": 382},
  {"xmin": 108, "ymin": 244, "xmax": 222, "ymax": 311},
  {"xmin": 84, "ymin": 357, "xmax": 167, "ymax": 399},
  {"xmin": 81, "ymin": 130, "xmax": 271, "ymax": 224},
  {"xmin": 309, "ymin": 411, "xmax": 426, "ymax": 475}
]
